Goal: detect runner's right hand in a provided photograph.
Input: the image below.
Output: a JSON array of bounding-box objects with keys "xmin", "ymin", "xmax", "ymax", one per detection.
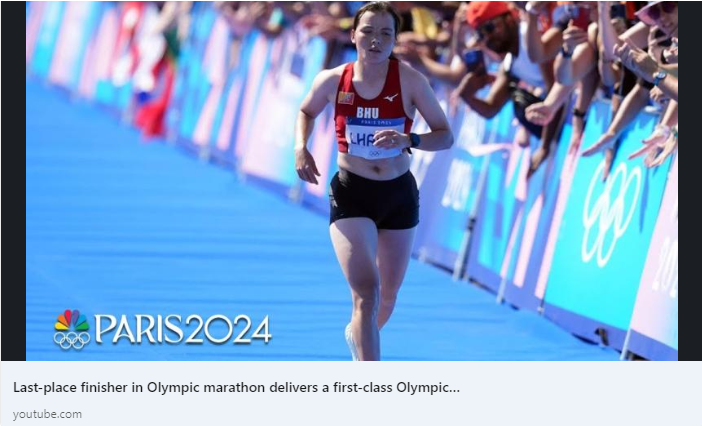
[{"xmin": 295, "ymin": 147, "xmax": 321, "ymax": 185}]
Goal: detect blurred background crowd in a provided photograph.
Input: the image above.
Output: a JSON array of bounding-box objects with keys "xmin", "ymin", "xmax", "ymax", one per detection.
[{"xmin": 120, "ymin": 1, "xmax": 678, "ymax": 178}]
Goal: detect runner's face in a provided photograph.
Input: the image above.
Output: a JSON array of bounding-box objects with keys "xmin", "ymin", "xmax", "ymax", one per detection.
[{"xmin": 352, "ymin": 11, "xmax": 396, "ymax": 63}]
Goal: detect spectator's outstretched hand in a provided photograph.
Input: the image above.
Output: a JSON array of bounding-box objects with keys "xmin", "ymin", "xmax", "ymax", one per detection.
[
  {"xmin": 582, "ymin": 132, "xmax": 618, "ymax": 181},
  {"xmin": 602, "ymin": 148, "xmax": 615, "ymax": 181},
  {"xmin": 649, "ymin": 86, "xmax": 669, "ymax": 104},
  {"xmin": 628, "ymin": 126, "xmax": 668, "ymax": 160},
  {"xmin": 568, "ymin": 129, "xmax": 583, "ymax": 155},
  {"xmin": 394, "ymin": 43, "xmax": 430, "ymax": 65},
  {"xmin": 625, "ymin": 124, "xmax": 676, "ymax": 169},
  {"xmin": 643, "ymin": 124, "xmax": 671, "ymax": 147},
  {"xmin": 582, "ymin": 132, "xmax": 615, "ymax": 157},
  {"xmin": 525, "ymin": 102, "xmax": 556, "ymax": 126},
  {"xmin": 629, "ymin": 142, "xmax": 660, "ymax": 162},
  {"xmin": 614, "ymin": 39, "xmax": 659, "ymax": 83},
  {"xmin": 648, "ymin": 130, "xmax": 677, "ymax": 168},
  {"xmin": 664, "ymin": 37, "xmax": 678, "ymax": 64},
  {"xmin": 301, "ymin": 15, "xmax": 336, "ymax": 41}
]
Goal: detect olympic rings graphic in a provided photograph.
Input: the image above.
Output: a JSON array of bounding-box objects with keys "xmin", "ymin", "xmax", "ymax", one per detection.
[
  {"xmin": 582, "ymin": 161, "xmax": 641, "ymax": 268},
  {"xmin": 54, "ymin": 331, "xmax": 91, "ymax": 350}
]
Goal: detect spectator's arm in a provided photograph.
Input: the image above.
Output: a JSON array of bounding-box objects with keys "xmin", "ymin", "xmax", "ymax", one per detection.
[
  {"xmin": 450, "ymin": 2, "xmax": 470, "ymax": 58},
  {"xmin": 455, "ymin": 68, "xmax": 510, "ymax": 119},
  {"xmin": 646, "ymin": 73, "xmax": 678, "ymax": 103},
  {"xmin": 434, "ymin": 28, "xmax": 453, "ymax": 49},
  {"xmin": 598, "ymin": 55, "xmax": 622, "ymax": 89},
  {"xmin": 526, "ymin": 12, "xmax": 563, "ymax": 63},
  {"xmin": 404, "ymin": 65, "xmax": 454, "ymax": 151},
  {"xmin": 568, "ymin": 68, "xmax": 599, "ymax": 153},
  {"xmin": 527, "ymin": 83, "xmax": 572, "ymax": 178},
  {"xmin": 614, "ymin": 41, "xmax": 679, "ymax": 101},
  {"xmin": 582, "ymin": 83, "xmax": 652, "ymax": 182},
  {"xmin": 657, "ymin": 74, "xmax": 678, "ymax": 101},
  {"xmin": 555, "ymin": 41, "xmax": 596, "ymax": 85},
  {"xmin": 598, "ymin": 4, "xmax": 648, "ymax": 89},
  {"xmin": 417, "ymin": 54, "xmax": 468, "ymax": 87},
  {"xmin": 544, "ymin": 81, "xmax": 574, "ymax": 112},
  {"xmin": 524, "ymin": 82, "xmax": 574, "ymax": 125},
  {"xmin": 607, "ymin": 83, "xmax": 650, "ymax": 136},
  {"xmin": 629, "ymin": 100, "xmax": 678, "ymax": 164},
  {"xmin": 574, "ymin": 68, "xmax": 599, "ymax": 119},
  {"xmin": 539, "ymin": 60, "xmax": 555, "ymax": 91},
  {"xmin": 584, "ymin": 82, "xmax": 650, "ymax": 158},
  {"xmin": 661, "ymin": 99, "xmax": 678, "ymax": 128},
  {"xmin": 599, "ymin": 2, "xmax": 649, "ymax": 60},
  {"xmin": 662, "ymin": 63, "xmax": 678, "ymax": 78},
  {"xmin": 555, "ymin": 22, "xmax": 598, "ymax": 85}
]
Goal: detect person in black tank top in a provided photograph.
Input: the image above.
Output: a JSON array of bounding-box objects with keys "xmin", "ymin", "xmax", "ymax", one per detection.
[{"xmin": 293, "ymin": 2, "xmax": 453, "ymax": 360}]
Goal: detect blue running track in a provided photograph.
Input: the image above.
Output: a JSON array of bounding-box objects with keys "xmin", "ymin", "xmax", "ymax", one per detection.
[{"xmin": 26, "ymin": 81, "xmax": 618, "ymax": 360}]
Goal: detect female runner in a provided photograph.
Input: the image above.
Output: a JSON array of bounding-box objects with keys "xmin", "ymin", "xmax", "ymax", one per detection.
[{"xmin": 294, "ymin": 2, "xmax": 453, "ymax": 361}]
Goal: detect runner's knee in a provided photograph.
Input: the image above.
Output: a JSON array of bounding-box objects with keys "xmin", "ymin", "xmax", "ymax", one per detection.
[{"xmin": 353, "ymin": 290, "xmax": 379, "ymax": 317}]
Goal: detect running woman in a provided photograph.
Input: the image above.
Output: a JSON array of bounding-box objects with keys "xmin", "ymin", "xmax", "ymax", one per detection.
[{"xmin": 294, "ymin": 2, "xmax": 453, "ymax": 361}]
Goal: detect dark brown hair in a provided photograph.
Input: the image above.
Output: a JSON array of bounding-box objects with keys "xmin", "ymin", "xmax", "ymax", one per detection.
[{"xmin": 352, "ymin": 1, "xmax": 402, "ymax": 39}]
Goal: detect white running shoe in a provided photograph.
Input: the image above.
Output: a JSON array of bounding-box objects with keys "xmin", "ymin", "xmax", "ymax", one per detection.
[{"xmin": 345, "ymin": 323, "xmax": 359, "ymax": 361}]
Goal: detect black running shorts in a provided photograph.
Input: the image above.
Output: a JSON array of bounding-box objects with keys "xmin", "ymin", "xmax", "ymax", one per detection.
[{"xmin": 329, "ymin": 168, "xmax": 419, "ymax": 230}]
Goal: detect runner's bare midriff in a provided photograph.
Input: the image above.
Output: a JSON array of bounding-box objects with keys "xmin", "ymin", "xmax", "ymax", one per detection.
[{"xmin": 337, "ymin": 151, "xmax": 410, "ymax": 181}]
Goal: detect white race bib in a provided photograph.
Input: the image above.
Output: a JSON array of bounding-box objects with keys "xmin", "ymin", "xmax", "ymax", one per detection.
[{"xmin": 345, "ymin": 117, "xmax": 405, "ymax": 160}]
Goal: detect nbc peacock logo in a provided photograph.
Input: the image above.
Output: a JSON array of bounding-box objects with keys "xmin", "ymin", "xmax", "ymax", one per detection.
[{"xmin": 54, "ymin": 309, "xmax": 91, "ymax": 350}]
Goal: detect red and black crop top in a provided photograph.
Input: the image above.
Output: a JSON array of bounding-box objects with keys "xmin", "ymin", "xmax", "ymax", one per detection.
[{"xmin": 334, "ymin": 59, "xmax": 413, "ymax": 160}]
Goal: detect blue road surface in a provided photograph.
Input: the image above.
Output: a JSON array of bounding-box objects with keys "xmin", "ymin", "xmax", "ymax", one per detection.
[{"xmin": 26, "ymin": 80, "xmax": 618, "ymax": 360}]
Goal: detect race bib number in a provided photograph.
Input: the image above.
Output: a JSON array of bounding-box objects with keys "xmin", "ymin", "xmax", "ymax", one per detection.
[{"xmin": 345, "ymin": 117, "xmax": 405, "ymax": 160}]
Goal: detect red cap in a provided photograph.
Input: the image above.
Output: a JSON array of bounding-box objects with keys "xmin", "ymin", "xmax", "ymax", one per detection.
[{"xmin": 466, "ymin": 1, "xmax": 511, "ymax": 29}]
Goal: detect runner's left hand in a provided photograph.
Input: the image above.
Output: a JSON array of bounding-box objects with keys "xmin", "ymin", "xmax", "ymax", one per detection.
[{"xmin": 374, "ymin": 130, "xmax": 410, "ymax": 150}]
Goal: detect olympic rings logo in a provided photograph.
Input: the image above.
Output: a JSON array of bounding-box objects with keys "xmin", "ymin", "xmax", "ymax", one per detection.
[
  {"xmin": 582, "ymin": 161, "xmax": 641, "ymax": 267},
  {"xmin": 54, "ymin": 331, "xmax": 91, "ymax": 350}
]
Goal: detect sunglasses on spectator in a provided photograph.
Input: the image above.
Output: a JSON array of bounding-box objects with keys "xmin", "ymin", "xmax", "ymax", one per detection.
[
  {"xmin": 645, "ymin": 2, "xmax": 677, "ymax": 21},
  {"xmin": 477, "ymin": 14, "xmax": 507, "ymax": 40}
]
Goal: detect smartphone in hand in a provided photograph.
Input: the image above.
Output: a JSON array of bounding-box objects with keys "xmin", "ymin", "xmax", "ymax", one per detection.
[{"xmin": 462, "ymin": 49, "xmax": 485, "ymax": 74}]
